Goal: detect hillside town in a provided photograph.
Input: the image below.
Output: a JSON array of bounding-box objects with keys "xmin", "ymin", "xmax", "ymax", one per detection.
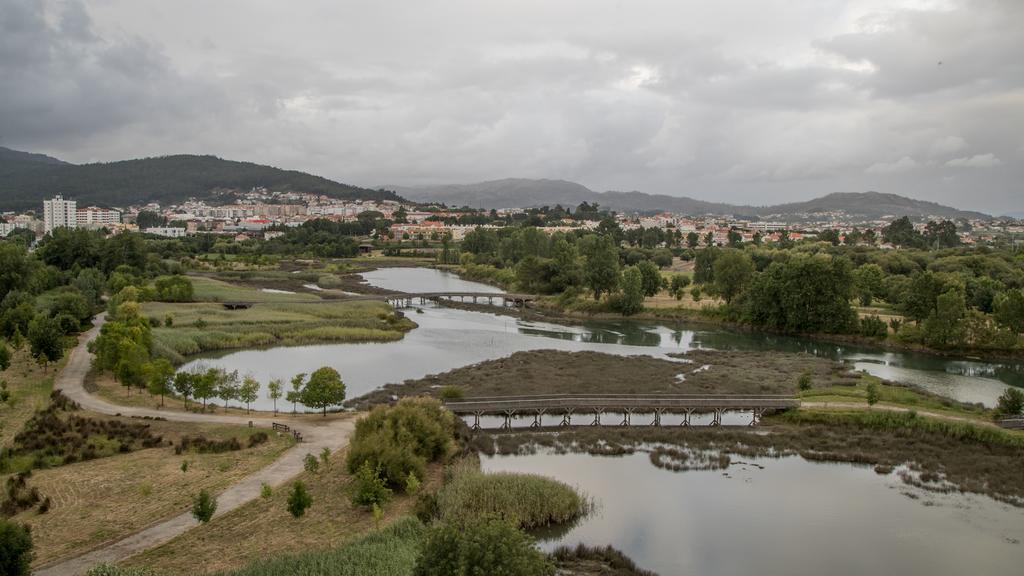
[{"xmin": 1, "ymin": 187, "xmax": 1021, "ymax": 248}]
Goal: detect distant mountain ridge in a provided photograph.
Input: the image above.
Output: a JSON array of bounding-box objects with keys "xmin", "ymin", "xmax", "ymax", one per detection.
[
  {"xmin": 0, "ymin": 147, "xmax": 400, "ymax": 211},
  {"xmin": 393, "ymin": 178, "xmax": 988, "ymax": 220}
]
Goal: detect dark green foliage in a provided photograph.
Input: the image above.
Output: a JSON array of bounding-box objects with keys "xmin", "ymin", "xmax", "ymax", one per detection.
[
  {"xmin": 2, "ymin": 472, "xmax": 42, "ymax": 517},
  {"xmin": 413, "ymin": 517, "xmax": 553, "ymax": 576},
  {"xmin": 0, "ymin": 519, "xmax": 33, "ymax": 576},
  {"xmin": 0, "ymin": 342, "xmax": 9, "ymax": 372},
  {"xmin": 300, "ymin": 366, "xmax": 346, "ymax": 416},
  {"xmin": 438, "ymin": 385, "xmax": 465, "ymax": 401},
  {"xmin": 583, "ymin": 235, "xmax": 620, "ymax": 300},
  {"xmin": 192, "ymin": 490, "xmax": 217, "ymax": 523},
  {"xmin": 995, "ymin": 388, "xmax": 1024, "ymax": 418},
  {"xmin": 0, "ymin": 154, "xmax": 400, "ymax": 212},
  {"xmin": 859, "ymin": 315, "xmax": 888, "ymax": 339},
  {"xmin": 693, "ymin": 247, "xmax": 718, "ymax": 284},
  {"xmin": 742, "ymin": 255, "xmax": 856, "ymax": 334},
  {"xmin": 614, "ymin": 267, "xmax": 645, "ymax": 316},
  {"xmin": 995, "ymin": 289, "xmax": 1024, "ymax": 334},
  {"xmin": 174, "ymin": 435, "xmax": 242, "ymax": 455},
  {"xmin": 152, "ymin": 275, "xmax": 194, "ymax": 302},
  {"xmin": 797, "ymin": 372, "xmax": 813, "ymax": 391},
  {"xmin": 636, "ymin": 260, "xmax": 662, "ymax": 297},
  {"xmin": 350, "ymin": 461, "xmax": 392, "ymax": 508},
  {"xmin": 27, "ymin": 315, "xmax": 63, "ymax": 368},
  {"xmin": 287, "ymin": 481, "xmax": 313, "ymax": 518},
  {"xmin": 866, "ymin": 382, "xmax": 880, "ymax": 405},
  {"xmin": 922, "ymin": 290, "xmax": 967, "ymax": 349},
  {"xmin": 883, "ymin": 216, "xmax": 923, "ymax": 248},
  {"xmin": 712, "ymin": 249, "xmax": 754, "ymax": 304},
  {"xmin": 85, "ymin": 564, "xmax": 155, "ymax": 576},
  {"xmin": 345, "ymin": 398, "xmax": 454, "ymax": 490}
]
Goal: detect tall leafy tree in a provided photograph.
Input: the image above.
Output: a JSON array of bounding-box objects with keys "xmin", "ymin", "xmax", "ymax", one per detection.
[
  {"xmin": 617, "ymin": 266, "xmax": 645, "ymax": 316},
  {"xmin": 712, "ymin": 250, "xmax": 754, "ymax": 304},
  {"xmin": 239, "ymin": 375, "xmax": 260, "ymax": 414},
  {"xmin": 583, "ymin": 235, "xmax": 620, "ymax": 300},
  {"xmin": 301, "ymin": 366, "xmax": 346, "ymax": 416},
  {"xmin": 27, "ymin": 315, "xmax": 63, "ymax": 371},
  {"xmin": 267, "ymin": 378, "xmax": 283, "ymax": 415},
  {"xmin": 143, "ymin": 358, "xmax": 176, "ymax": 406}
]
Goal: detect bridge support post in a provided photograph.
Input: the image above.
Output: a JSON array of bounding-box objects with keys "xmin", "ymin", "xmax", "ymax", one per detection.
[
  {"xmin": 592, "ymin": 409, "xmax": 604, "ymax": 426},
  {"xmin": 502, "ymin": 409, "xmax": 516, "ymax": 430},
  {"xmin": 472, "ymin": 411, "xmax": 482, "ymax": 431},
  {"xmin": 711, "ymin": 408, "xmax": 722, "ymax": 427},
  {"xmin": 651, "ymin": 408, "xmax": 664, "ymax": 427},
  {"xmin": 750, "ymin": 407, "xmax": 764, "ymax": 426},
  {"xmin": 531, "ymin": 409, "xmax": 546, "ymax": 428},
  {"xmin": 560, "ymin": 409, "xmax": 574, "ymax": 427},
  {"xmin": 620, "ymin": 408, "xmax": 633, "ymax": 427},
  {"xmin": 681, "ymin": 408, "xmax": 694, "ymax": 427}
]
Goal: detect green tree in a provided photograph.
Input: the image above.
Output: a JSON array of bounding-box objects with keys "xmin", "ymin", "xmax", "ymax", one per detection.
[
  {"xmin": 866, "ymin": 382, "xmax": 880, "ymax": 405},
  {"xmin": 301, "ymin": 366, "xmax": 346, "ymax": 416},
  {"xmin": 413, "ymin": 517, "xmax": 553, "ymax": 576},
  {"xmin": 191, "ymin": 490, "xmax": 217, "ymax": 523},
  {"xmin": 239, "ymin": 375, "xmax": 260, "ymax": 414},
  {"xmin": 152, "ymin": 275, "xmax": 194, "ymax": 302},
  {"xmin": 173, "ymin": 371, "xmax": 195, "ymax": 409},
  {"xmin": 686, "ymin": 231, "xmax": 699, "ymax": 249},
  {"xmin": 670, "ymin": 274, "xmax": 691, "ymax": 300},
  {"xmin": 995, "ymin": 387, "xmax": 1024, "ymax": 418},
  {"xmin": 636, "ymin": 260, "xmax": 663, "ymax": 297},
  {"xmin": 899, "ymin": 271, "xmax": 947, "ymax": 323},
  {"xmin": 994, "ymin": 289, "xmax": 1024, "ymax": 334},
  {"xmin": 350, "ymin": 461, "xmax": 393, "ymax": 507},
  {"xmin": 267, "ymin": 378, "xmax": 283, "ymax": 415},
  {"xmin": 192, "ymin": 368, "xmax": 218, "ymax": 409},
  {"xmin": 27, "ymin": 315, "xmax": 63, "ymax": 371},
  {"xmin": 0, "ymin": 519, "xmax": 34, "ymax": 576},
  {"xmin": 617, "ymin": 266, "xmax": 645, "ymax": 316},
  {"xmin": 882, "ymin": 216, "xmax": 922, "ymax": 248},
  {"xmin": 0, "ymin": 341, "xmax": 9, "ymax": 372},
  {"xmin": 287, "ymin": 481, "xmax": 313, "ymax": 518},
  {"xmin": 711, "ymin": 250, "xmax": 754, "ymax": 304},
  {"xmin": 583, "ymin": 235, "xmax": 620, "ymax": 300},
  {"xmin": 743, "ymin": 255, "xmax": 856, "ymax": 334},
  {"xmin": 142, "ymin": 358, "xmax": 175, "ymax": 407},
  {"xmin": 852, "ymin": 264, "xmax": 885, "ymax": 306},
  {"xmin": 727, "ymin": 229, "xmax": 743, "ymax": 247},
  {"xmin": 216, "ymin": 369, "xmax": 241, "ymax": 409},
  {"xmin": 288, "ymin": 372, "xmax": 306, "ymax": 413},
  {"xmin": 923, "ymin": 220, "xmax": 960, "ymax": 249},
  {"xmin": 549, "ymin": 238, "xmax": 583, "ymax": 292},
  {"xmin": 693, "ymin": 247, "xmax": 718, "ymax": 285},
  {"xmin": 923, "ymin": 289, "xmax": 968, "ymax": 349}
]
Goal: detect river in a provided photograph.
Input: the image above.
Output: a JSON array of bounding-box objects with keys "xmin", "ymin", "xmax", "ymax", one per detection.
[
  {"xmin": 482, "ymin": 451, "xmax": 1024, "ymax": 575},
  {"xmin": 180, "ymin": 267, "xmax": 1021, "ymax": 411}
]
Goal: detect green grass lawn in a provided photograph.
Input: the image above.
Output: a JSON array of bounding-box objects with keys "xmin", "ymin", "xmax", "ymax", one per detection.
[
  {"xmin": 190, "ymin": 276, "xmax": 321, "ymax": 303},
  {"xmin": 799, "ymin": 374, "xmax": 992, "ymax": 422}
]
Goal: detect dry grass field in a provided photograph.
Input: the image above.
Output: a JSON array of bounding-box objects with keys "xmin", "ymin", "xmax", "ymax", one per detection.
[
  {"xmin": 9, "ymin": 420, "xmax": 293, "ymax": 567},
  {"xmin": 0, "ymin": 348, "xmax": 68, "ymax": 447},
  {"xmin": 124, "ymin": 449, "xmax": 445, "ymax": 575}
]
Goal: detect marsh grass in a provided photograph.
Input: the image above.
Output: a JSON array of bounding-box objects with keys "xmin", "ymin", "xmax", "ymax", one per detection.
[
  {"xmin": 214, "ymin": 516, "xmax": 426, "ymax": 576},
  {"xmin": 435, "ymin": 462, "xmax": 590, "ymax": 530},
  {"xmin": 143, "ymin": 299, "xmax": 414, "ymax": 362}
]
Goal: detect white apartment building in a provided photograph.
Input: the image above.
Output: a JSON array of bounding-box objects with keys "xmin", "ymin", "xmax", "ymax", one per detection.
[
  {"xmin": 43, "ymin": 195, "xmax": 77, "ymax": 233},
  {"xmin": 142, "ymin": 227, "xmax": 187, "ymax": 238},
  {"xmin": 77, "ymin": 207, "xmax": 122, "ymax": 228}
]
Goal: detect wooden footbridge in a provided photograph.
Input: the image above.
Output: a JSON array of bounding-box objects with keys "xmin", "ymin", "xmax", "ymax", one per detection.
[
  {"xmin": 444, "ymin": 394, "xmax": 800, "ymax": 429},
  {"xmin": 222, "ymin": 291, "xmax": 536, "ymax": 310}
]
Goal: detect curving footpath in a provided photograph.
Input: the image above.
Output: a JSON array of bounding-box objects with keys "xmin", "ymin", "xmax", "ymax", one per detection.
[{"xmin": 35, "ymin": 314, "xmax": 357, "ymax": 576}]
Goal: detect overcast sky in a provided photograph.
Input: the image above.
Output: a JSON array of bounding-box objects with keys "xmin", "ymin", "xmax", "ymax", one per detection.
[{"xmin": 2, "ymin": 0, "xmax": 1022, "ymax": 213}]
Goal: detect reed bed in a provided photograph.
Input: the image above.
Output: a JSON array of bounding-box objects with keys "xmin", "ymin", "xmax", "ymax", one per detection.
[{"xmin": 436, "ymin": 463, "xmax": 590, "ymax": 530}]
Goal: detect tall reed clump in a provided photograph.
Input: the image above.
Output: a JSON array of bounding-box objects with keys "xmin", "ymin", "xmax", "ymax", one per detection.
[
  {"xmin": 345, "ymin": 398, "xmax": 456, "ymax": 492},
  {"xmin": 213, "ymin": 516, "xmax": 426, "ymax": 576},
  {"xmin": 435, "ymin": 462, "xmax": 590, "ymax": 530}
]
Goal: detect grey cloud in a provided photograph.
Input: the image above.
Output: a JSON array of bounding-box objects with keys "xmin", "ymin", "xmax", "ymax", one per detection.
[{"xmin": 0, "ymin": 0, "xmax": 1021, "ymax": 213}]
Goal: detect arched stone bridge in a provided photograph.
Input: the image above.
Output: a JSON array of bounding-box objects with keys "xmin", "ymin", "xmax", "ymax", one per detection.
[{"xmin": 444, "ymin": 393, "xmax": 800, "ymax": 429}]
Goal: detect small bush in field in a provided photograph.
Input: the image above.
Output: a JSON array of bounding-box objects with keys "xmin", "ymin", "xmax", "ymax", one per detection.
[
  {"xmin": 260, "ymin": 483, "xmax": 272, "ymax": 499},
  {"xmin": 303, "ymin": 453, "xmax": 319, "ymax": 474},
  {"xmin": 350, "ymin": 461, "xmax": 392, "ymax": 508},
  {"xmin": 192, "ymin": 490, "xmax": 217, "ymax": 523},
  {"xmin": 287, "ymin": 481, "xmax": 312, "ymax": 518}
]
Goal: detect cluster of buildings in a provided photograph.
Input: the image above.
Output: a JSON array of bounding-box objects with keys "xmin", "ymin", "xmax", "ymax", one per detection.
[{"xmin": 1, "ymin": 191, "xmax": 1018, "ymax": 250}]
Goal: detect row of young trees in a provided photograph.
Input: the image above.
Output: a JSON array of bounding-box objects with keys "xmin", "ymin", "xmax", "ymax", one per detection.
[{"xmin": 167, "ymin": 365, "xmax": 346, "ymax": 415}]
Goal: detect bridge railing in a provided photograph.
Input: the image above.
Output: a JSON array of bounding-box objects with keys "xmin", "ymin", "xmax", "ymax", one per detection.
[{"xmin": 444, "ymin": 394, "xmax": 799, "ymax": 413}]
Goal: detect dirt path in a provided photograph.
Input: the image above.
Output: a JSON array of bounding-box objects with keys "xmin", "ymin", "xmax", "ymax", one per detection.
[{"xmin": 35, "ymin": 314, "xmax": 357, "ymax": 576}]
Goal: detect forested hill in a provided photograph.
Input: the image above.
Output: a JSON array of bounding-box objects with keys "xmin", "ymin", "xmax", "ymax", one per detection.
[
  {"xmin": 0, "ymin": 148, "xmax": 402, "ymax": 211},
  {"xmin": 395, "ymin": 178, "xmax": 987, "ymax": 220}
]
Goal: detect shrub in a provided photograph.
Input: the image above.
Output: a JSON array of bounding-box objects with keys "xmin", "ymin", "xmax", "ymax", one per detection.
[
  {"xmin": 0, "ymin": 520, "xmax": 33, "ymax": 576},
  {"xmin": 192, "ymin": 489, "xmax": 217, "ymax": 523},
  {"xmin": 303, "ymin": 453, "xmax": 320, "ymax": 474},
  {"xmin": 287, "ymin": 481, "xmax": 312, "ymax": 518},
  {"xmin": 405, "ymin": 471, "xmax": 421, "ymax": 495},
  {"xmin": 866, "ymin": 382, "xmax": 880, "ymax": 406},
  {"xmin": 859, "ymin": 315, "xmax": 888, "ymax": 339},
  {"xmin": 319, "ymin": 447, "xmax": 331, "ymax": 467},
  {"xmin": 690, "ymin": 286, "xmax": 702, "ymax": 301},
  {"xmin": 797, "ymin": 372, "xmax": 812, "ymax": 391},
  {"xmin": 995, "ymin": 387, "xmax": 1024, "ymax": 418},
  {"xmin": 350, "ymin": 461, "xmax": 392, "ymax": 508},
  {"xmin": 413, "ymin": 516, "xmax": 553, "ymax": 576},
  {"xmin": 438, "ymin": 385, "xmax": 465, "ymax": 401},
  {"xmin": 345, "ymin": 398, "xmax": 454, "ymax": 490},
  {"xmin": 260, "ymin": 483, "xmax": 272, "ymax": 499}
]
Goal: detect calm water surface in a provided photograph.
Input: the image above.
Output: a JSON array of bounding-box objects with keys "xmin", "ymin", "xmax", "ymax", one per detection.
[
  {"xmin": 482, "ymin": 451, "xmax": 1024, "ymax": 576},
  {"xmin": 180, "ymin": 268, "xmax": 1021, "ymax": 410}
]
